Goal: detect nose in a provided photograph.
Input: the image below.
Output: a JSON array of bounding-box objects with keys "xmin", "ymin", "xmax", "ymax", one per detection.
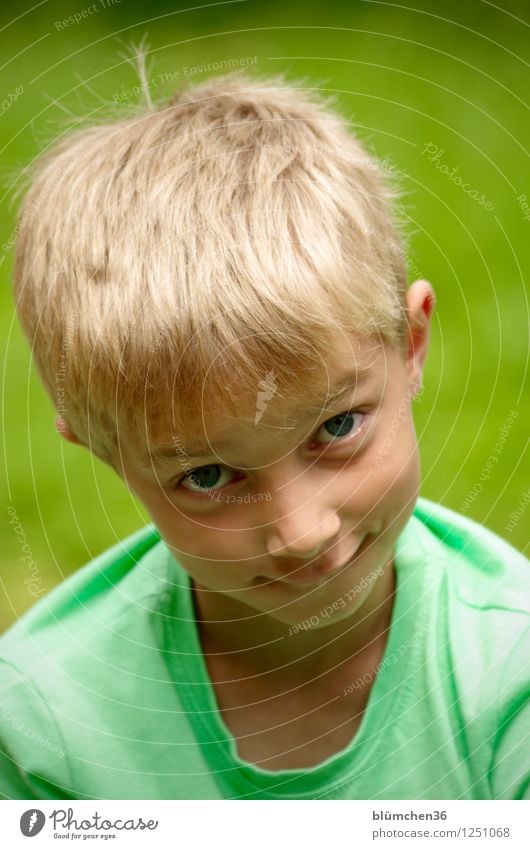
[{"xmin": 265, "ymin": 495, "xmax": 341, "ymax": 560}]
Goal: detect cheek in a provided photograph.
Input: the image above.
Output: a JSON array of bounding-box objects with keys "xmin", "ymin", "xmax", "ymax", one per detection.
[
  {"xmin": 134, "ymin": 491, "xmax": 209, "ymax": 556},
  {"xmin": 168, "ymin": 541, "xmax": 257, "ymax": 592},
  {"xmin": 344, "ymin": 415, "xmax": 419, "ymax": 505},
  {"xmin": 374, "ymin": 416, "xmax": 420, "ymax": 502},
  {"xmin": 152, "ymin": 500, "xmax": 254, "ymax": 564}
]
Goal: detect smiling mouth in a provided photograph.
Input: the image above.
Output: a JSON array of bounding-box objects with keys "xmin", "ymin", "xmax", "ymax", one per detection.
[{"xmin": 256, "ymin": 535, "xmax": 371, "ymax": 588}]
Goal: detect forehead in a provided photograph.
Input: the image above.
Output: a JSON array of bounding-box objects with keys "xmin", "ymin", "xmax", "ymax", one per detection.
[{"xmin": 138, "ymin": 336, "xmax": 386, "ymax": 467}]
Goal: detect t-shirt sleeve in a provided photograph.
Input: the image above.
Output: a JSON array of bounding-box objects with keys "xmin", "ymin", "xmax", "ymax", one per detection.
[
  {"xmin": 489, "ymin": 625, "xmax": 530, "ymax": 800},
  {"xmin": 0, "ymin": 658, "xmax": 72, "ymax": 799}
]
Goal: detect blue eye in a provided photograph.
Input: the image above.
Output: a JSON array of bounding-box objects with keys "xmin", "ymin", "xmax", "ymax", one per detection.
[
  {"xmin": 315, "ymin": 411, "xmax": 364, "ymax": 445},
  {"xmin": 181, "ymin": 465, "xmax": 230, "ymax": 493},
  {"xmin": 174, "ymin": 410, "xmax": 366, "ymax": 496}
]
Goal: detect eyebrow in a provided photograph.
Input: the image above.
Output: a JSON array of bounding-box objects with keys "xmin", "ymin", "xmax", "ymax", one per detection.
[{"xmin": 141, "ymin": 366, "xmax": 374, "ymax": 468}]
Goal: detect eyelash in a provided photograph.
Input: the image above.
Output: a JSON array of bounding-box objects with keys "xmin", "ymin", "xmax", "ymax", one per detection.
[{"xmin": 170, "ymin": 406, "xmax": 368, "ymax": 498}]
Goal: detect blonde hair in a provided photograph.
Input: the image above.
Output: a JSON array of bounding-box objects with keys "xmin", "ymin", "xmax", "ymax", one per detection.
[{"xmin": 13, "ymin": 70, "xmax": 410, "ymax": 461}]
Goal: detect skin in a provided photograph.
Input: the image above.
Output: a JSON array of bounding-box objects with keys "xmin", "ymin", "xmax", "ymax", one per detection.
[{"xmin": 58, "ymin": 280, "xmax": 435, "ymax": 695}]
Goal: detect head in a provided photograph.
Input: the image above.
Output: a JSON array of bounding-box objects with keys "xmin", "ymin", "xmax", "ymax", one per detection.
[{"xmin": 13, "ymin": 70, "xmax": 435, "ymax": 629}]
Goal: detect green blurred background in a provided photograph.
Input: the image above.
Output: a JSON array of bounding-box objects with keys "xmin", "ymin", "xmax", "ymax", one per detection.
[{"xmin": 1, "ymin": 0, "xmax": 528, "ymax": 633}]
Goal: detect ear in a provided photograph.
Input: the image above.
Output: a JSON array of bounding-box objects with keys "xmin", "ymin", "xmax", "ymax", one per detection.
[
  {"xmin": 55, "ymin": 415, "xmax": 83, "ymax": 446},
  {"xmin": 405, "ymin": 279, "xmax": 436, "ymax": 396}
]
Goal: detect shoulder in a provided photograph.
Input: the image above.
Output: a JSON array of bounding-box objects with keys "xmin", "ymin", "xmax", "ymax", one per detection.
[
  {"xmin": 410, "ymin": 496, "xmax": 529, "ymax": 670},
  {"xmin": 0, "ymin": 523, "xmax": 182, "ymax": 797},
  {"xmin": 412, "ymin": 496, "xmax": 529, "ymax": 613},
  {"xmin": 0, "ymin": 523, "xmax": 179, "ymax": 716},
  {"xmin": 410, "ymin": 498, "xmax": 530, "ymax": 798},
  {"xmin": 1, "ymin": 523, "xmax": 168, "ymax": 661},
  {"xmin": 0, "ymin": 525, "xmax": 192, "ymax": 799}
]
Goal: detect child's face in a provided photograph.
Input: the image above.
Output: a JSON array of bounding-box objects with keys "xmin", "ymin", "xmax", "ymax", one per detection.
[{"xmin": 108, "ymin": 282, "xmax": 433, "ymax": 630}]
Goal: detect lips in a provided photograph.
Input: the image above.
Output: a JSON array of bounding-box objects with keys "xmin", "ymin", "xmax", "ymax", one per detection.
[{"xmin": 260, "ymin": 535, "xmax": 370, "ymax": 587}]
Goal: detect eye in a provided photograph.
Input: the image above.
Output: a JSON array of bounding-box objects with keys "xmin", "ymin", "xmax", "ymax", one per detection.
[
  {"xmin": 311, "ymin": 410, "xmax": 365, "ymax": 447},
  {"xmin": 172, "ymin": 409, "xmax": 366, "ymax": 497},
  {"xmin": 179, "ymin": 465, "xmax": 236, "ymax": 494}
]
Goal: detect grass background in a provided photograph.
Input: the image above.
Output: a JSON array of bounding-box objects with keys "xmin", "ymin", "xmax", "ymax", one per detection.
[{"xmin": 1, "ymin": 0, "xmax": 528, "ymax": 633}]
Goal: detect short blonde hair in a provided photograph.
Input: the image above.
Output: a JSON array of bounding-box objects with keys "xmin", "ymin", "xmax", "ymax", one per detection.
[{"xmin": 13, "ymin": 70, "xmax": 409, "ymax": 461}]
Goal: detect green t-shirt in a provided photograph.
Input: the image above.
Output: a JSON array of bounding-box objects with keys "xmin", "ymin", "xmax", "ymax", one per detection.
[{"xmin": 0, "ymin": 497, "xmax": 528, "ymax": 800}]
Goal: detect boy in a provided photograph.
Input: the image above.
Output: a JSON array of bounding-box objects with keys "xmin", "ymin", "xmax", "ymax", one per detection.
[{"xmin": 1, "ymin": 71, "xmax": 528, "ymax": 800}]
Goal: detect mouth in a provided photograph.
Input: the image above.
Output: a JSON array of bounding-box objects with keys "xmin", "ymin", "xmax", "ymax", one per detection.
[{"xmin": 255, "ymin": 535, "xmax": 372, "ymax": 589}]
